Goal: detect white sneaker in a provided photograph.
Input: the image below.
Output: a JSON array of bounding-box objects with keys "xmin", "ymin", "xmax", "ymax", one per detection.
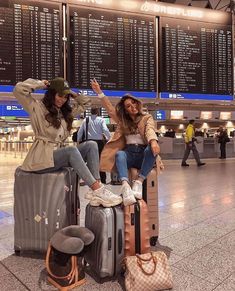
[
  {"xmin": 122, "ymin": 184, "xmax": 136, "ymax": 206},
  {"xmin": 85, "ymin": 183, "xmax": 103, "ymax": 200},
  {"xmin": 132, "ymin": 180, "xmax": 143, "ymax": 200},
  {"xmin": 85, "ymin": 188, "xmax": 93, "ymax": 200},
  {"xmin": 90, "ymin": 186, "xmax": 122, "ymax": 207}
]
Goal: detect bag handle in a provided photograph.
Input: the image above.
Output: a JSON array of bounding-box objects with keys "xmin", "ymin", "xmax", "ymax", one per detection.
[
  {"xmin": 67, "ymin": 256, "xmax": 78, "ymax": 284},
  {"xmin": 136, "ymin": 252, "xmax": 157, "ymax": 276},
  {"xmin": 46, "ymin": 243, "xmax": 76, "ymax": 280}
]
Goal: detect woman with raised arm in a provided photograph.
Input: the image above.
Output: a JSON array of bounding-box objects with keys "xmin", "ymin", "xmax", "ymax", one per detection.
[
  {"xmin": 13, "ymin": 78, "xmax": 122, "ymax": 207},
  {"xmin": 91, "ymin": 79, "xmax": 160, "ymax": 206}
]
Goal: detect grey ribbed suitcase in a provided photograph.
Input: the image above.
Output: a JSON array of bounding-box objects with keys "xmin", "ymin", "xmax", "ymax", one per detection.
[
  {"xmin": 14, "ymin": 167, "xmax": 79, "ymax": 255},
  {"xmin": 85, "ymin": 204, "xmax": 124, "ymax": 278}
]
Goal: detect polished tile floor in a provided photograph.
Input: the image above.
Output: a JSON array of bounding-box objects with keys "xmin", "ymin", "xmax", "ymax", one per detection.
[{"xmin": 1, "ymin": 153, "xmax": 235, "ymax": 290}]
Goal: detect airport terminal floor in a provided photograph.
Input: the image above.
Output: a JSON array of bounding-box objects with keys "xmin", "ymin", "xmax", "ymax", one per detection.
[{"xmin": 1, "ymin": 154, "xmax": 235, "ymax": 290}]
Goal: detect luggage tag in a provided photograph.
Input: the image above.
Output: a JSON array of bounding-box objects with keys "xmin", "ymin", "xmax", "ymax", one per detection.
[
  {"xmin": 64, "ymin": 185, "xmax": 70, "ymax": 192},
  {"xmin": 42, "ymin": 211, "xmax": 48, "ymax": 225}
]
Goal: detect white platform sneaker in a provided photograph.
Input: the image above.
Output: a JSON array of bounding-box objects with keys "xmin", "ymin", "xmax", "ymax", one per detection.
[
  {"xmin": 85, "ymin": 188, "xmax": 93, "ymax": 200},
  {"xmin": 89, "ymin": 186, "xmax": 122, "ymax": 207},
  {"xmin": 121, "ymin": 183, "xmax": 136, "ymax": 206},
  {"xmin": 132, "ymin": 180, "xmax": 143, "ymax": 200}
]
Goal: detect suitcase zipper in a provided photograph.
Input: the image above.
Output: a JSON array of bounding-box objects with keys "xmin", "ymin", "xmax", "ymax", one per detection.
[
  {"xmin": 67, "ymin": 168, "xmax": 78, "ymax": 225},
  {"xmin": 68, "ymin": 168, "xmax": 74, "ymax": 223},
  {"xmin": 142, "ymin": 179, "xmax": 147, "ymax": 202},
  {"xmin": 135, "ymin": 202, "xmax": 141, "ymax": 254},
  {"xmin": 112, "ymin": 206, "xmax": 117, "ymax": 276}
]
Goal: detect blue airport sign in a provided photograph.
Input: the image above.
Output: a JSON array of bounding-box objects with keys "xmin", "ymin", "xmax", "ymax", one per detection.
[
  {"xmin": 155, "ymin": 110, "xmax": 166, "ymax": 120},
  {"xmin": 0, "ymin": 104, "xmax": 28, "ymax": 117},
  {"xmin": 160, "ymin": 92, "xmax": 233, "ymax": 101},
  {"xmin": 0, "ymin": 85, "xmax": 14, "ymax": 92},
  {"xmin": 0, "ymin": 85, "xmax": 156, "ymax": 98},
  {"xmin": 0, "ymin": 85, "xmax": 45, "ymax": 94},
  {"xmin": 75, "ymin": 89, "xmax": 156, "ymax": 99}
]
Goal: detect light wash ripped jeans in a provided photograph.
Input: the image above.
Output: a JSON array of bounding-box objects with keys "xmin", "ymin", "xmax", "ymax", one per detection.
[
  {"xmin": 115, "ymin": 144, "xmax": 156, "ymax": 182},
  {"xmin": 37, "ymin": 141, "xmax": 100, "ymax": 187}
]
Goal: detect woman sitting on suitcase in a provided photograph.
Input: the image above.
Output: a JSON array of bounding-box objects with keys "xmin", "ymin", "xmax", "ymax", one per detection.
[
  {"xmin": 13, "ymin": 78, "xmax": 122, "ymax": 208},
  {"xmin": 91, "ymin": 79, "xmax": 160, "ymax": 206}
]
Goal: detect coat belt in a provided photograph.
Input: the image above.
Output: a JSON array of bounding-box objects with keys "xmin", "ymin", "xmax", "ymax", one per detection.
[{"xmin": 35, "ymin": 136, "xmax": 62, "ymax": 145}]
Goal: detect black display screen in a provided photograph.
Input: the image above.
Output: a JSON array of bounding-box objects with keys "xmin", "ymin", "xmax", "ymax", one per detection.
[
  {"xmin": 68, "ymin": 6, "xmax": 156, "ymax": 92},
  {"xmin": 160, "ymin": 17, "xmax": 233, "ymax": 95},
  {"xmin": 0, "ymin": 0, "xmax": 63, "ymax": 85}
]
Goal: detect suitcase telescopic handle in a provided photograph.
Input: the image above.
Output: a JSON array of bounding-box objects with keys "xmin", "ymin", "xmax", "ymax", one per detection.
[{"xmin": 118, "ymin": 230, "xmax": 123, "ymax": 254}]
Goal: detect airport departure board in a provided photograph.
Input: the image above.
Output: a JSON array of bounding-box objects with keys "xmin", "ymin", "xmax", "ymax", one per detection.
[
  {"xmin": 0, "ymin": 0, "xmax": 63, "ymax": 85},
  {"xmin": 69, "ymin": 6, "xmax": 156, "ymax": 92},
  {"xmin": 160, "ymin": 17, "xmax": 233, "ymax": 95}
]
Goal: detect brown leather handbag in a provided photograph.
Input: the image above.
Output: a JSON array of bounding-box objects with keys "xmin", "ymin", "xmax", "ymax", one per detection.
[
  {"xmin": 46, "ymin": 243, "xmax": 86, "ymax": 291},
  {"xmin": 124, "ymin": 199, "xmax": 150, "ymax": 256}
]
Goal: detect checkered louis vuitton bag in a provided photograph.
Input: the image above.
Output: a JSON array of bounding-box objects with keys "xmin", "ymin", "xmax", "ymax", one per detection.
[{"xmin": 124, "ymin": 251, "xmax": 173, "ymax": 291}]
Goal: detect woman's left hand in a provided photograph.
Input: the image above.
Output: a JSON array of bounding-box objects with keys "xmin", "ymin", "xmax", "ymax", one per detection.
[
  {"xmin": 150, "ymin": 140, "xmax": 160, "ymax": 156},
  {"xmin": 91, "ymin": 78, "xmax": 102, "ymax": 94}
]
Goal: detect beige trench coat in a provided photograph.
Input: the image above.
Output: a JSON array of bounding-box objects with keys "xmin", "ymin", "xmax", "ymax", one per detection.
[
  {"xmin": 99, "ymin": 96, "xmax": 158, "ymax": 172},
  {"xmin": 13, "ymin": 78, "xmax": 90, "ymax": 171}
]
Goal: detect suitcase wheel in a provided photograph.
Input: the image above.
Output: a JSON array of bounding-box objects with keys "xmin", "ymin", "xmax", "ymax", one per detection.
[
  {"xmin": 120, "ymin": 267, "xmax": 125, "ymax": 278},
  {"xmin": 150, "ymin": 236, "xmax": 158, "ymax": 246},
  {"xmin": 14, "ymin": 249, "xmax": 21, "ymax": 256}
]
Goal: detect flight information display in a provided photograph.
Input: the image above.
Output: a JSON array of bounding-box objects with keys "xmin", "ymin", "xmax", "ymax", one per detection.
[
  {"xmin": 160, "ymin": 17, "xmax": 233, "ymax": 96},
  {"xmin": 0, "ymin": 0, "xmax": 63, "ymax": 85},
  {"xmin": 69, "ymin": 6, "xmax": 156, "ymax": 93}
]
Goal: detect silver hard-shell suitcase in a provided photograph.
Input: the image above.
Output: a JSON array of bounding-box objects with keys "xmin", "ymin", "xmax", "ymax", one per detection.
[
  {"xmin": 85, "ymin": 204, "xmax": 124, "ymax": 278},
  {"xmin": 14, "ymin": 167, "xmax": 79, "ymax": 255}
]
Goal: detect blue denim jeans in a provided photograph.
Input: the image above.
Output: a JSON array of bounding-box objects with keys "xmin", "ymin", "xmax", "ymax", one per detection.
[
  {"xmin": 115, "ymin": 144, "xmax": 156, "ymax": 182},
  {"xmin": 37, "ymin": 141, "xmax": 99, "ymax": 187}
]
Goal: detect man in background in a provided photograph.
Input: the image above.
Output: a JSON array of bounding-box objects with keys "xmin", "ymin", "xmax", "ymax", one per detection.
[
  {"xmin": 181, "ymin": 119, "xmax": 206, "ymax": 167},
  {"xmin": 217, "ymin": 126, "xmax": 230, "ymax": 159},
  {"xmin": 77, "ymin": 107, "xmax": 111, "ymax": 184}
]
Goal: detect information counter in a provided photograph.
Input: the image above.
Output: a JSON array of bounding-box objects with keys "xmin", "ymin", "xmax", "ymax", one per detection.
[{"xmin": 158, "ymin": 137, "xmax": 234, "ymax": 159}]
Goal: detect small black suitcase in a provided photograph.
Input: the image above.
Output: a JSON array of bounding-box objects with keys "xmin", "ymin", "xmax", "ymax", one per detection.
[{"xmin": 14, "ymin": 167, "xmax": 79, "ymax": 255}]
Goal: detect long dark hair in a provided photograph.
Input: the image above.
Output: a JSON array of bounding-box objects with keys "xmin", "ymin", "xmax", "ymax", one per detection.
[
  {"xmin": 42, "ymin": 88, "xmax": 73, "ymax": 131},
  {"xmin": 115, "ymin": 94, "xmax": 143, "ymax": 134}
]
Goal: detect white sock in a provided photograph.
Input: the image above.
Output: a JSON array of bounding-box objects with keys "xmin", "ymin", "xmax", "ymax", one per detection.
[
  {"xmin": 122, "ymin": 180, "xmax": 130, "ymax": 187},
  {"xmin": 93, "ymin": 185, "xmax": 104, "ymax": 194},
  {"xmin": 133, "ymin": 180, "xmax": 142, "ymax": 185}
]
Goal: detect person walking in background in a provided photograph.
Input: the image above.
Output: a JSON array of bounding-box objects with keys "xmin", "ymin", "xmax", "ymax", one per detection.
[
  {"xmin": 13, "ymin": 78, "xmax": 122, "ymax": 208},
  {"xmin": 91, "ymin": 79, "xmax": 160, "ymax": 206},
  {"xmin": 181, "ymin": 119, "xmax": 205, "ymax": 167},
  {"xmin": 217, "ymin": 126, "xmax": 230, "ymax": 159},
  {"xmin": 76, "ymin": 107, "xmax": 111, "ymax": 184}
]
